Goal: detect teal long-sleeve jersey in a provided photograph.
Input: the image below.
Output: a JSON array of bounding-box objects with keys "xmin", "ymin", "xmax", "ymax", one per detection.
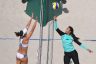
[{"xmin": 54, "ymin": 20, "xmax": 88, "ymax": 52}]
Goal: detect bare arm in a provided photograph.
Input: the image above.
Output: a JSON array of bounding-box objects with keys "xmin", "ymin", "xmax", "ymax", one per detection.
[
  {"xmin": 25, "ymin": 14, "xmax": 33, "ymax": 30},
  {"xmin": 26, "ymin": 20, "xmax": 37, "ymax": 40},
  {"xmin": 73, "ymin": 37, "xmax": 93, "ymax": 53}
]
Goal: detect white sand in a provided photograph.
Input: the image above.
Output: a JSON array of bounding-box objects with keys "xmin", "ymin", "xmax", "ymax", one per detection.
[{"xmin": 0, "ymin": 0, "xmax": 96, "ymax": 64}]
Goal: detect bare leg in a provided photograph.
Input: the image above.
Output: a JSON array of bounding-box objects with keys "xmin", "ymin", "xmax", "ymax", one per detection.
[
  {"xmin": 21, "ymin": 58, "xmax": 28, "ymax": 64},
  {"xmin": 16, "ymin": 58, "xmax": 22, "ymax": 64}
]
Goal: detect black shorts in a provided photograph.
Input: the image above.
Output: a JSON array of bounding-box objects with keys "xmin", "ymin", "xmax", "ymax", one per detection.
[{"xmin": 64, "ymin": 50, "xmax": 80, "ymax": 64}]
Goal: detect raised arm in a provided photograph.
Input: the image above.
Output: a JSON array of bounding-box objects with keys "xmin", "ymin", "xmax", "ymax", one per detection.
[
  {"xmin": 54, "ymin": 16, "xmax": 65, "ymax": 36},
  {"xmin": 25, "ymin": 14, "xmax": 34, "ymax": 30},
  {"xmin": 26, "ymin": 20, "xmax": 37, "ymax": 40}
]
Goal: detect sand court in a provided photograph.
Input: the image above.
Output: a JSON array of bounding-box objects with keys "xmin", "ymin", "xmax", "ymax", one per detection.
[{"xmin": 0, "ymin": 0, "xmax": 96, "ymax": 64}]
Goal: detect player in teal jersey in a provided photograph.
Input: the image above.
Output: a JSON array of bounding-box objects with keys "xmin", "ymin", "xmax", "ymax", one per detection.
[{"xmin": 53, "ymin": 16, "xmax": 93, "ymax": 64}]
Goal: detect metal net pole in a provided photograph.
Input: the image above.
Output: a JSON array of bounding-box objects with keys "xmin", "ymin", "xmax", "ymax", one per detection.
[{"xmin": 37, "ymin": 0, "xmax": 43, "ymax": 64}]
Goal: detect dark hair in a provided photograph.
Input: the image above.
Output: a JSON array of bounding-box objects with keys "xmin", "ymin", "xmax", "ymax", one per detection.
[
  {"xmin": 68, "ymin": 26, "xmax": 74, "ymax": 34},
  {"xmin": 68, "ymin": 26, "xmax": 79, "ymax": 40},
  {"xmin": 15, "ymin": 30, "xmax": 23, "ymax": 37}
]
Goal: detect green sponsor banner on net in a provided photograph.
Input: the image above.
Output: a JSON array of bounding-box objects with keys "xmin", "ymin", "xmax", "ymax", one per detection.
[{"xmin": 25, "ymin": 0, "xmax": 62, "ymax": 26}]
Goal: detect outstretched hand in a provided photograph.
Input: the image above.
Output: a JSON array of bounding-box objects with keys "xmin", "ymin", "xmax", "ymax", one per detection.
[
  {"xmin": 87, "ymin": 49, "xmax": 93, "ymax": 53},
  {"xmin": 22, "ymin": 0, "xmax": 27, "ymax": 4}
]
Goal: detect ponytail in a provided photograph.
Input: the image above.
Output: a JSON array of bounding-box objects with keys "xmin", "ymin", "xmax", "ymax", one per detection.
[
  {"xmin": 71, "ymin": 33, "xmax": 79, "ymax": 40},
  {"xmin": 14, "ymin": 30, "xmax": 23, "ymax": 37},
  {"xmin": 15, "ymin": 32, "xmax": 20, "ymax": 37}
]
